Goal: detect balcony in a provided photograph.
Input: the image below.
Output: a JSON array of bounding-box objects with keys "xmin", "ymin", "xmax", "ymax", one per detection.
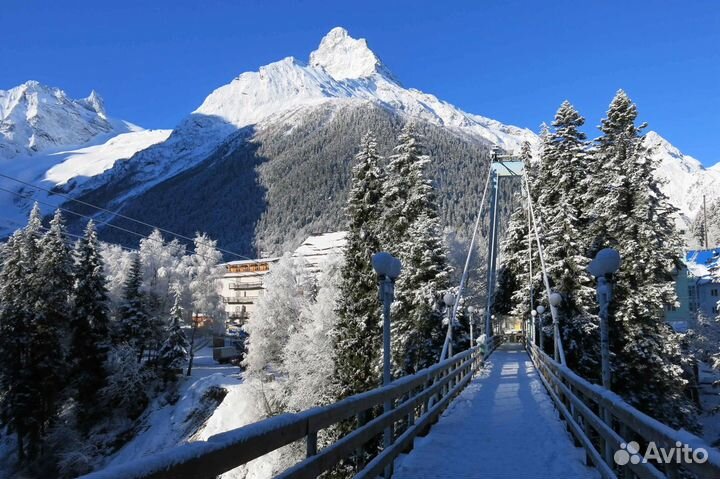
[
  {"xmin": 229, "ymin": 282, "xmax": 264, "ymax": 290},
  {"xmin": 223, "ymin": 296, "xmax": 255, "ymax": 305}
]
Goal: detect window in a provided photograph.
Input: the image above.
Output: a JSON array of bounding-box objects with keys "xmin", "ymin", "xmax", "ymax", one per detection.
[{"xmin": 712, "ymin": 289, "xmax": 719, "ymax": 297}]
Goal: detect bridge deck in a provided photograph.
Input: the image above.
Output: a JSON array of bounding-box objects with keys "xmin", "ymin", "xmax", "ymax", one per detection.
[{"xmin": 394, "ymin": 343, "xmax": 599, "ymax": 479}]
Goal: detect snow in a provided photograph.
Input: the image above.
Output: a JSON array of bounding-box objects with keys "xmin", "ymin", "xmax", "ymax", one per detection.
[
  {"xmin": 309, "ymin": 27, "xmax": 395, "ymax": 82},
  {"xmin": 0, "ymin": 81, "xmax": 139, "ymax": 160},
  {"xmin": 44, "ymin": 129, "xmax": 171, "ymax": 185},
  {"xmin": 645, "ymin": 131, "xmax": 720, "ymax": 227},
  {"xmin": 90, "ymin": 345, "xmax": 248, "ymax": 472},
  {"xmin": 291, "ymin": 231, "xmax": 347, "ymax": 272},
  {"xmin": 394, "ymin": 344, "xmax": 598, "ymax": 479}
]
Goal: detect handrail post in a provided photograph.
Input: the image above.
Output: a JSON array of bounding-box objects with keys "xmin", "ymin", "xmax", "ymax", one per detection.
[{"xmin": 306, "ymin": 428, "xmax": 318, "ymax": 458}]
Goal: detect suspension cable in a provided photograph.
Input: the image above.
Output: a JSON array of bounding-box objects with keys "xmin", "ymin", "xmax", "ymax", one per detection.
[
  {"xmin": 440, "ymin": 162, "xmax": 493, "ymax": 361},
  {"xmin": 521, "ymin": 170, "xmax": 567, "ymax": 365},
  {"xmin": 0, "ymin": 186, "xmax": 223, "ymax": 264}
]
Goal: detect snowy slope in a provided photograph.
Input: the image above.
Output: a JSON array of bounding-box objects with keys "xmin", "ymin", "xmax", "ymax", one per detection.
[
  {"xmin": 645, "ymin": 131, "xmax": 720, "ymax": 227},
  {"xmin": 0, "ymin": 81, "xmax": 171, "ymax": 235}
]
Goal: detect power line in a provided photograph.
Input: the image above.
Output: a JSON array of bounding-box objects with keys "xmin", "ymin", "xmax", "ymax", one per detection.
[
  {"xmin": 0, "ymin": 186, "xmax": 223, "ymax": 264},
  {"xmin": 0, "ymin": 172, "xmax": 257, "ymax": 262}
]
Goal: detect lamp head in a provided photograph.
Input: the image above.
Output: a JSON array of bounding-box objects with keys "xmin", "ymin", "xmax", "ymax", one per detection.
[
  {"xmin": 467, "ymin": 306, "xmax": 476, "ymax": 314},
  {"xmin": 587, "ymin": 248, "xmax": 621, "ymax": 278},
  {"xmin": 372, "ymin": 252, "xmax": 401, "ymax": 279},
  {"xmin": 443, "ymin": 293, "xmax": 456, "ymax": 307},
  {"xmin": 549, "ymin": 292, "xmax": 563, "ymax": 307},
  {"xmin": 531, "ymin": 310, "xmax": 537, "ymax": 317},
  {"xmin": 536, "ymin": 305, "xmax": 546, "ymax": 314}
]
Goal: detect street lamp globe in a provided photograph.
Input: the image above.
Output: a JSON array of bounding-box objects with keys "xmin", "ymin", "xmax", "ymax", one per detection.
[
  {"xmin": 372, "ymin": 252, "xmax": 401, "ymax": 279},
  {"xmin": 531, "ymin": 310, "xmax": 537, "ymax": 317},
  {"xmin": 443, "ymin": 293, "xmax": 456, "ymax": 307},
  {"xmin": 549, "ymin": 292, "xmax": 563, "ymax": 307},
  {"xmin": 587, "ymin": 248, "xmax": 621, "ymax": 278},
  {"xmin": 467, "ymin": 306, "xmax": 476, "ymax": 314},
  {"xmin": 536, "ymin": 305, "xmax": 546, "ymax": 315}
]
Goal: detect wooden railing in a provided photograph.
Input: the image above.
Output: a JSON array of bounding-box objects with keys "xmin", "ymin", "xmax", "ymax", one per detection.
[
  {"xmin": 80, "ymin": 336, "xmax": 505, "ymax": 479},
  {"xmin": 528, "ymin": 341, "xmax": 720, "ymax": 479}
]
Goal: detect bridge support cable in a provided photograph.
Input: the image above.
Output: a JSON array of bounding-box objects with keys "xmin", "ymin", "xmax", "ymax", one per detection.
[
  {"xmin": 483, "ymin": 168, "xmax": 500, "ymax": 339},
  {"xmin": 440, "ymin": 163, "xmax": 492, "ymax": 362},
  {"xmin": 527, "ymin": 193, "xmax": 535, "ymax": 346},
  {"xmin": 521, "ymin": 169, "xmax": 567, "ymax": 365}
]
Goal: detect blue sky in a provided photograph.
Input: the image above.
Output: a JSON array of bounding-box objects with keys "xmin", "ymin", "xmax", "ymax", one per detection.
[{"xmin": 2, "ymin": 1, "xmax": 719, "ymax": 165}]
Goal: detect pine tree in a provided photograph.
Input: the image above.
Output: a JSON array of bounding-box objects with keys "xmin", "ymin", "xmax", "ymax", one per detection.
[
  {"xmin": 115, "ymin": 253, "xmax": 152, "ymax": 362},
  {"xmin": 534, "ymin": 102, "xmax": 600, "ymax": 377},
  {"xmin": 0, "ymin": 231, "xmax": 36, "ymax": 461},
  {"xmin": 382, "ymin": 124, "xmax": 451, "ymax": 376},
  {"xmin": 70, "ymin": 220, "xmax": 111, "ymax": 427},
  {"xmin": 0, "ymin": 204, "xmax": 50, "ymax": 460},
  {"xmin": 587, "ymin": 90, "xmax": 697, "ymax": 430},
  {"xmin": 34, "ymin": 209, "xmax": 74, "ymax": 441},
  {"xmin": 334, "ymin": 132, "xmax": 385, "ymax": 399},
  {"xmin": 158, "ymin": 285, "xmax": 189, "ymax": 381}
]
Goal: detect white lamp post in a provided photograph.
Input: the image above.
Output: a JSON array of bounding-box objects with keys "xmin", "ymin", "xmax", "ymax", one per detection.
[
  {"xmin": 443, "ymin": 293, "xmax": 456, "ymax": 357},
  {"xmin": 530, "ymin": 309, "xmax": 537, "ymax": 346},
  {"xmin": 549, "ymin": 292, "xmax": 563, "ymax": 361},
  {"xmin": 372, "ymin": 251, "xmax": 401, "ymax": 476},
  {"xmin": 468, "ymin": 306, "xmax": 476, "ymax": 348},
  {"xmin": 536, "ymin": 305, "xmax": 545, "ymax": 347},
  {"xmin": 587, "ymin": 248, "xmax": 621, "ymax": 391}
]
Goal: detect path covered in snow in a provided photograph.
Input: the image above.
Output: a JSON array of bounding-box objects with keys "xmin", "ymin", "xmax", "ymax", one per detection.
[{"xmin": 394, "ymin": 343, "xmax": 598, "ymax": 479}]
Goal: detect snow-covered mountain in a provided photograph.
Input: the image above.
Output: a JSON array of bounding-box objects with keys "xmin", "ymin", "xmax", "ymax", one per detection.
[
  {"xmin": 1, "ymin": 27, "xmax": 718, "ymax": 249},
  {"xmin": 645, "ymin": 131, "xmax": 720, "ymax": 228},
  {"xmin": 74, "ymin": 27, "xmax": 536, "ymax": 209},
  {"xmin": 0, "ymin": 81, "xmax": 170, "ymax": 233},
  {"xmin": 0, "ymin": 81, "xmax": 140, "ymax": 160}
]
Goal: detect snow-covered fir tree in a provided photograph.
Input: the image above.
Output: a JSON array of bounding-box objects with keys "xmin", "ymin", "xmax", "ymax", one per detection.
[
  {"xmin": 34, "ymin": 210, "xmax": 74, "ymax": 437},
  {"xmin": 534, "ymin": 102, "xmax": 599, "ymax": 377},
  {"xmin": 70, "ymin": 220, "xmax": 111, "ymax": 430},
  {"xmin": 115, "ymin": 253, "xmax": 152, "ymax": 362},
  {"xmin": 334, "ymin": 132, "xmax": 385, "ymax": 400},
  {"xmin": 139, "ymin": 229, "xmax": 186, "ymax": 358},
  {"xmin": 585, "ymin": 90, "xmax": 697, "ymax": 430},
  {"xmin": 382, "ymin": 124, "xmax": 451, "ymax": 376},
  {"xmin": 157, "ymin": 284, "xmax": 189, "ymax": 382},
  {"xmin": 0, "ymin": 229, "xmax": 39, "ymax": 461}
]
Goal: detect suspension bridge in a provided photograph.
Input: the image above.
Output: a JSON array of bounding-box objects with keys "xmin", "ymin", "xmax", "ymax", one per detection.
[{"xmin": 80, "ymin": 150, "xmax": 720, "ymax": 479}]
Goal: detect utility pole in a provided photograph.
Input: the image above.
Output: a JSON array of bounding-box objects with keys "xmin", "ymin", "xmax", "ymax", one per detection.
[{"xmin": 704, "ymin": 195, "xmax": 710, "ymax": 249}]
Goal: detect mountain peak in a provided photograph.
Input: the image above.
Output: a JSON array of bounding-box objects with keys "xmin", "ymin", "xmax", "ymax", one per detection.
[
  {"xmin": 309, "ymin": 27, "xmax": 396, "ymax": 82},
  {"xmin": 81, "ymin": 89, "xmax": 107, "ymax": 117}
]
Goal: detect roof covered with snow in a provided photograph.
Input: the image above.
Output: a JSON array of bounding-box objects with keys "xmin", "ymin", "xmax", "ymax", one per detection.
[{"xmin": 292, "ymin": 231, "xmax": 347, "ymax": 271}]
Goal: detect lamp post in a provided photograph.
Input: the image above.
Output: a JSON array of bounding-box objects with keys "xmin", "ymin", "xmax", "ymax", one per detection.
[
  {"xmin": 468, "ymin": 306, "xmax": 476, "ymax": 348},
  {"xmin": 549, "ymin": 292, "xmax": 563, "ymax": 362},
  {"xmin": 587, "ymin": 248, "xmax": 621, "ymax": 391},
  {"xmin": 530, "ymin": 309, "xmax": 537, "ymax": 346},
  {"xmin": 443, "ymin": 293, "xmax": 456, "ymax": 357},
  {"xmin": 372, "ymin": 252, "xmax": 401, "ymax": 476},
  {"xmin": 536, "ymin": 305, "xmax": 545, "ymax": 348}
]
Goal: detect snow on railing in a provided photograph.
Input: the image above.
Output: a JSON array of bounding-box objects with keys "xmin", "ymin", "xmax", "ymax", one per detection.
[
  {"xmin": 528, "ymin": 342, "xmax": 720, "ymax": 479},
  {"xmin": 79, "ymin": 338, "xmax": 504, "ymax": 479}
]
